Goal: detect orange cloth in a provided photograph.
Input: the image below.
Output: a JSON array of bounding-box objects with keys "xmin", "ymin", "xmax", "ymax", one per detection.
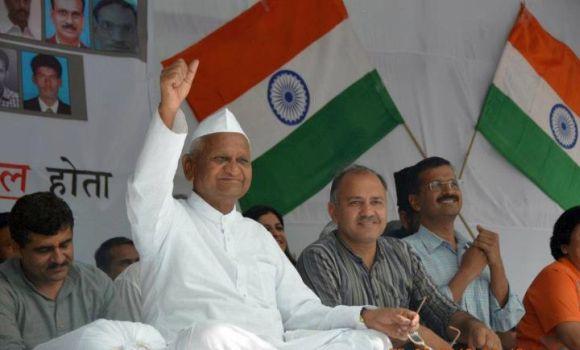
[{"xmin": 516, "ymin": 258, "xmax": 580, "ymax": 349}]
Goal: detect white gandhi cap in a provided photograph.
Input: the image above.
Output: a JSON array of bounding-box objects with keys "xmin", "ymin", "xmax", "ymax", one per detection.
[{"xmin": 191, "ymin": 107, "xmax": 249, "ymax": 142}]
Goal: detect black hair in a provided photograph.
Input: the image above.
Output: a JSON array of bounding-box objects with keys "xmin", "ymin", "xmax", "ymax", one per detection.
[
  {"xmin": 550, "ymin": 205, "xmax": 580, "ymax": 260},
  {"xmin": 94, "ymin": 236, "xmax": 134, "ymax": 273},
  {"xmin": 0, "ymin": 212, "xmax": 9, "ymax": 229},
  {"xmin": 242, "ymin": 205, "xmax": 296, "ymax": 265},
  {"xmin": 0, "ymin": 49, "xmax": 9, "ymax": 71},
  {"xmin": 243, "ymin": 205, "xmax": 284, "ymax": 227},
  {"xmin": 93, "ymin": 0, "xmax": 136, "ymax": 22},
  {"xmin": 394, "ymin": 166, "xmax": 414, "ymax": 213},
  {"xmin": 408, "ymin": 157, "xmax": 452, "ymax": 194},
  {"xmin": 9, "ymin": 192, "xmax": 74, "ymax": 247},
  {"xmin": 330, "ymin": 165, "xmax": 387, "ymax": 204},
  {"xmin": 51, "ymin": 0, "xmax": 85, "ymax": 11},
  {"xmin": 31, "ymin": 54, "xmax": 62, "ymax": 78}
]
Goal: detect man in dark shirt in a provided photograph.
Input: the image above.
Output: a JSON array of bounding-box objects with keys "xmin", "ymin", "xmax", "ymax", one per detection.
[{"xmin": 297, "ymin": 165, "xmax": 502, "ymax": 349}]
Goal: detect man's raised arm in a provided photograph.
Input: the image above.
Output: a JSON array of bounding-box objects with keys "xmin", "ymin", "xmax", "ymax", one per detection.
[
  {"xmin": 126, "ymin": 59, "xmax": 199, "ymax": 257},
  {"xmin": 159, "ymin": 59, "xmax": 199, "ymax": 128}
]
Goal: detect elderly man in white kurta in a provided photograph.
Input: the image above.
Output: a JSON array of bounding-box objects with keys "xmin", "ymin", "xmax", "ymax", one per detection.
[{"xmin": 126, "ymin": 59, "xmax": 421, "ymax": 350}]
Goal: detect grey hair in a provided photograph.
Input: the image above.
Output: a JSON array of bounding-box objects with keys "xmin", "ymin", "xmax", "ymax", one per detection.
[
  {"xmin": 188, "ymin": 136, "xmax": 207, "ymax": 159},
  {"xmin": 329, "ymin": 164, "xmax": 387, "ymax": 204}
]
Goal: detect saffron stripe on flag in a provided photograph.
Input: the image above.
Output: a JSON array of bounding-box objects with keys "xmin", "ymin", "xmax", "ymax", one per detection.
[
  {"xmin": 477, "ymin": 85, "xmax": 580, "ymax": 209},
  {"xmin": 508, "ymin": 6, "xmax": 580, "ymax": 116},
  {"xmin": 162, "ymin": 0, "xmax": 348, "ymax": 120},
  {"xmin": 240, "ymin": 70, "xmax": 403, "ymax": 214}
]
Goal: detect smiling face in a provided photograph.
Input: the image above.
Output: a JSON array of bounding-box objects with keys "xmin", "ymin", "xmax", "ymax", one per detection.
[
  {"xmin": 51, "ymin": 0, "xmax": 84, "ymax": 46},
  {"xmin": 18, "ymin": 227, "xmax": 73, "ymax": 287},
  {"xmin": 329, "ymin": 171, "xmax": 387, "ymax": 246},
  {"xmin": 410, "ymin": 165, "xmax": 462, "ymax": 223},
  {"xmin": 258, "ymin": 212, "xmax": 287, "ymax": 251},
  {"xmin": 183, "ymin": 132, "xmax": 252, "ymax": 213}
]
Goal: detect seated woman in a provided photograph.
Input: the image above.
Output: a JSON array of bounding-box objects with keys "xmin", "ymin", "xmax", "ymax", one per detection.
[
  {"xmin": 243, "ymin": 205, "xmax": 297, "ymax": 265},
  {"xmin": 516, "ymin": 205, "xmax": 580, "ymax": 349}
]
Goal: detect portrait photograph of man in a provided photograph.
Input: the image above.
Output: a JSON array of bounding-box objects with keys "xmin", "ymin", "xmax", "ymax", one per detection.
[
  {"xmin": 92, "ymin": 0, "xmax": 138, "ymax": 53},
  {"xmin": 0, "ymin": 47, "xmax": 20, "ymax": 109},
  {"xmin": 45, "ymin": 0, "xmax": 90, "ymax": 48},
  {"xmin": 22, "ymin": 52, "xmax": 71, "ymax": 115},
  {"xmin": 0, "ymin": 0, "xmax": 41, "ymax": 39}
]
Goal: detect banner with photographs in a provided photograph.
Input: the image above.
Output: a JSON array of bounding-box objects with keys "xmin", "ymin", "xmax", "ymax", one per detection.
[
  {"xmin": 0, "ymin": 42, "xmax": 87, "ymax": 120},
  {"xmin": 0, "ymin": 0, "xmax": 147, "ymax": 60}
]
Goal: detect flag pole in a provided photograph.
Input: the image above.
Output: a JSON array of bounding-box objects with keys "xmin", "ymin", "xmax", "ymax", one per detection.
[
  {"xmin": 457, "ymin": 127, "xmax": 479, "ymax": 240},
  {"xmin": 402, "ymin": 122, "xmax": 427, "ymax": 158}
]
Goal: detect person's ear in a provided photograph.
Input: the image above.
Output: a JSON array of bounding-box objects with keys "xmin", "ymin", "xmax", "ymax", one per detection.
[
  {"xmin": 182, "ymin": 154, "xmax": 195, "ymax": 182},
  {"xmin": 409, "ymin": 194, "xmax": 421, "ymax": 212},
  {"xmin": 328, "ymin": 201, "xmax": 338, "ymax": 223},
  {"xmin": 561, "ymin": 244, "xmax": 569, "ymax": 255}
]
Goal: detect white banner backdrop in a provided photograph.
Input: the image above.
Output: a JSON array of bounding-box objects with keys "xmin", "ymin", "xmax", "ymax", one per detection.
[{"xmin": 0, "ymin": 0, "xmax": 578, "ymax": 300}]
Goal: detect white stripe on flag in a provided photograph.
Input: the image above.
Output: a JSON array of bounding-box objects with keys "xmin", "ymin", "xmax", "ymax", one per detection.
[
  {"xmin": 228, "ymin": 20, "xmax": 374, "ymax": 158},
  {"xmin": 493, "ymin": 43, "xmax": 579, "ymax": 163}
]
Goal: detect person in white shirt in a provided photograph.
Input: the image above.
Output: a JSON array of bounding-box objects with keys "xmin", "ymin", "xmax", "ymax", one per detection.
[{"xmin": 126, "ymin": 58, "xmax": 420, "ymax": 350}]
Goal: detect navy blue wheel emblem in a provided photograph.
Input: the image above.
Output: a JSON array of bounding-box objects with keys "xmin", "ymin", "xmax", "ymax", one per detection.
[
  {"xmin": 267, "ymin": 70, "xmax": 310, "ymax": 125},
  {"xmin": 549, "ymin": 103, "xmax": 577, "ymax": 149}
]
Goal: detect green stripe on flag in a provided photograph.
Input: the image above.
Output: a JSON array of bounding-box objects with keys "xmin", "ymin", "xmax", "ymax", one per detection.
[
  {"xmin": 477, "ymin": 84, "xmax": 580, "ymax": 209},
  {"xmin": 240, "ymin": 70, "xmax": 403, "ymax": 214}
]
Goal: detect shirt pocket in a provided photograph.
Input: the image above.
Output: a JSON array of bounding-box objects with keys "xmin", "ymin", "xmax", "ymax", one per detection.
[{"xmin": 246, "ymin": 259, "xmax": 278, "ymax": 308}]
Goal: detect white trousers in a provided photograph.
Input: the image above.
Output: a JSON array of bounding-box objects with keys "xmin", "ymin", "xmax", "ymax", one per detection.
[{"xmin": 169, "ymin": 321, "xmax": 392, "ymax": 350}]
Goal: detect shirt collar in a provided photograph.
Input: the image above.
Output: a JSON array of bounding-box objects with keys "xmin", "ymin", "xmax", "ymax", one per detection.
[
  {"xmin": 416, "ymin": 225, "xmax": 470, "ymax": 254},
  {"xmin": 38, "ymin": 98, "xmax": 59, "ymax": 113},
  {"xmin": 187, "ymin": 191, "xmax": 240, "ymax": 224},
  {"xmin": 7, "ymin": 259, "xmax": 78, "ymax": 300},
  {"xmin": 332, "ymin": 230, "xmax": 385, "ymax": 265}
]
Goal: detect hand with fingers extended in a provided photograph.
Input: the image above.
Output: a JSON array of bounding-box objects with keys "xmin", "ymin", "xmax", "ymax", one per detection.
[
  {"xmin": 473, "ymin": 226, "xmax": 503, "ymax": 268},
  {"xmin": 159, "ymin": 58, "xmax": 200, "ymax": 127},
  {"xmin": 459, "ymin": 245, "xmax": 488, "ymax": 281},
  {"xmin": 361, "ymin": 307, "xmax": 420, "ymax": 342},
  {"xmin": 467, "ymin": 322, "xmax": 502, "ymax": 350}
]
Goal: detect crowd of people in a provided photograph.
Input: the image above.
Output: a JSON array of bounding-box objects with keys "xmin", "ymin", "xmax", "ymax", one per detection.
[{"xmin": 0, "ymin": 59, "xmax": 578, "ymax": 349}]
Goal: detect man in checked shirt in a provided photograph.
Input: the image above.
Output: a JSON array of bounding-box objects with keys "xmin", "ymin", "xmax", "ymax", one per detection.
[{"xmin": 0, "ymin": 48, "xmax": 20, "ymax": 109}]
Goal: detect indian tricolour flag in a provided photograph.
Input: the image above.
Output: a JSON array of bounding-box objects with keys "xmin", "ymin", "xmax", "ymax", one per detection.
[
  {"xmin": 162, "ymin": 0, "xmax": 403, "ymax": 214},
  {"xmin": 477, "ymin": 6, "xmax": 579, "ymax": 209}
]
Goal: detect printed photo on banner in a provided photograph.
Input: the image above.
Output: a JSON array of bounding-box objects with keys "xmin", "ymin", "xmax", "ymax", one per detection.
[
  {"xmin": 92, "ymin": 0, "xmax": 138, "ymax": 53},
  {"xmin": 0, "ymin": 46, "xmax": 20, "ymax": 109},
  {"xmin": 22, "ymin": 50, "xmax": 71, "ymax": 115},
  {"xmin": 45, "ymin": 0, "xmax": 90, "ymax": 48},
  {"xmin": 0, "ymin": 0, "xmax": 42, "ymax": 40}
]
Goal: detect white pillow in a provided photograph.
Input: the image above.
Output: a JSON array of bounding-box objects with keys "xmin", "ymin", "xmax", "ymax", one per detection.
[{"xmin": 34, "ymin": 319, "xmax": 166, "ymax": 350}]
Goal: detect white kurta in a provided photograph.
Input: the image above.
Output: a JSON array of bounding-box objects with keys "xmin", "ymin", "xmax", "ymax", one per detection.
[{"xmin": 126, "ymin": 111, "xmax": 389, "ymax": 349}]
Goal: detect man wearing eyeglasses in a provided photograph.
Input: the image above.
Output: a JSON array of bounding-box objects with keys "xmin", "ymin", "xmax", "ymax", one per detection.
[
  {"xmin": 404, "ymin": 156, "xmax": 524, "ymax": 349},
  {"xmin": 46, "ymin": 0, "xmax": 87, "ymax": 48}
]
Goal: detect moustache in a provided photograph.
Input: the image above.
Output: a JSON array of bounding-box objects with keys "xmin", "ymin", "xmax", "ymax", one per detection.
[
  {"xmin": 15, "ymin": 9, "xmax": 29, "ymax": 17},
  {"xmin": 62, "ymin": 23, "xmax": 78, "ymax": 31},
  {"xmin": 48, "ymin": 262, "xmax": 69, "ymax": 270},
  {"xmin": 357, "ymin": 215, "xmax": 380, "ymax": 224},
  {"xmin": 437, "ymin": 194, "xmax": 459, "ymax": 203}
]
